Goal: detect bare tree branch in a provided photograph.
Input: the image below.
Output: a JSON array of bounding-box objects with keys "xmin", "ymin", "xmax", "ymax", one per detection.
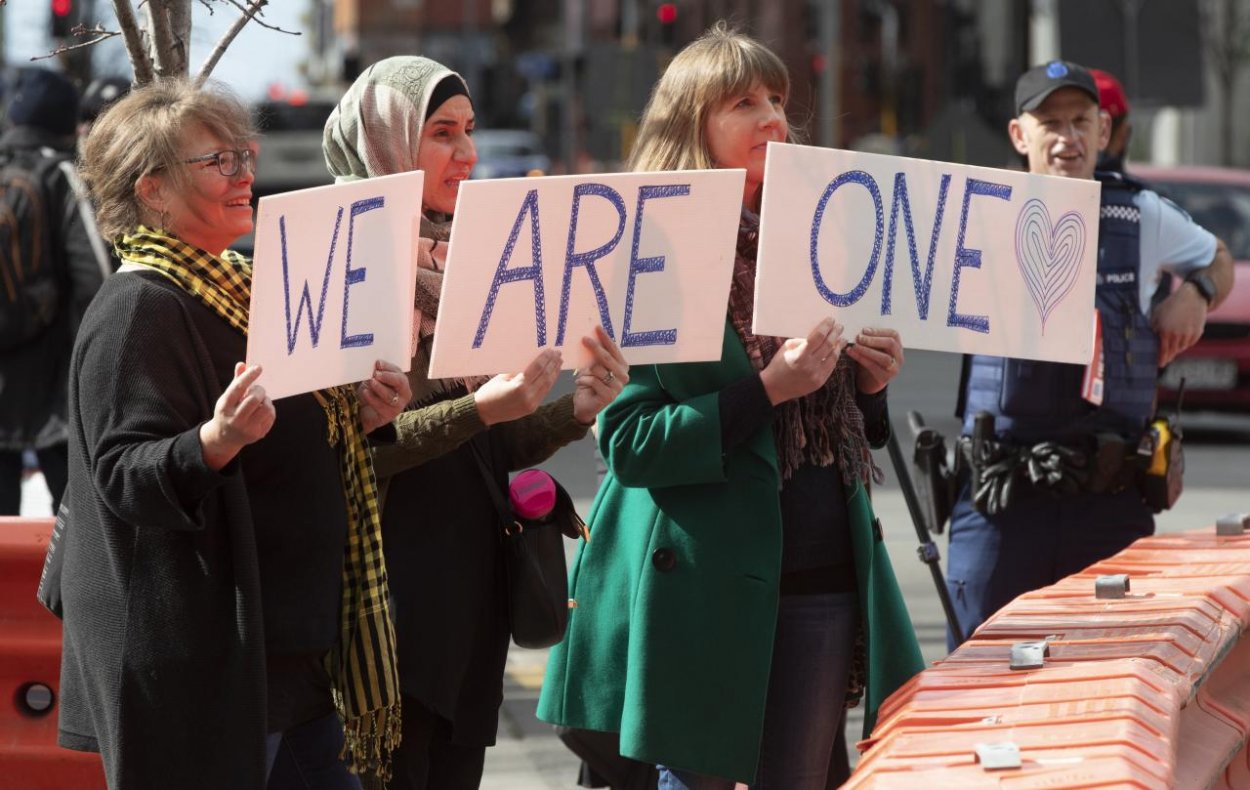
[
  {"xmin": 169, "ymin": 0, "xmax": 194, "ymax": 77},
  {"xmin": 113, "ymin": 0, "xmax": 156, "ymax": 84},
  {"xmin": 30, "ymin": 27, "xmax": 124, "ymax": 62},
  {"xmin": 194, "ymin": 0, "xmax": 277, "ymax": 86},
  {"xmin": 218, "ymin": 0, "xmax": 300, "ymax": 34},
  {"xmin": 148, "ymin": 0, "xmax": 182, "ymax": 78}
]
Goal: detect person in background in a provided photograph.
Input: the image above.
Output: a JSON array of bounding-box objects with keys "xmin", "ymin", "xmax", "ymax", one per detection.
[
  {"xmin": 323, "ymin": 56, "xmax": 628, "ymax": 790},
  {"xmin": 537, "ymin": 24, "xmax": 923, "ymax": 789},
  {"xmin": 946, "ymin": 60, "xmax": 1235, "ymax": 646},
  {"xmin": 77, "ymin": 75, "xmax": 132, "ymax": 141},
  {"xmin": 1091, "ymin": 68, "xmax": 1131, "ymax": 174},
  {"xmin": 60, "ymin": 79, "xmax": 410, "ymax": 789},
  {"xmin": 0, "ymin": 67, "xmax": 109, "ymax": 515}
]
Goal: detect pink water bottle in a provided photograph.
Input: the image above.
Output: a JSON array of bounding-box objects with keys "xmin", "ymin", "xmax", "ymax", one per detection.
[{"xmin": 509, "ymin": 469, "xmax": 558, "ymax": 522}]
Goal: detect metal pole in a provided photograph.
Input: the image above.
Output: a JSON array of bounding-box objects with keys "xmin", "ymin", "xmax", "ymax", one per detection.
[
  {"xmin": 819, "ymin": 0, "xmax": 840, "ymax": 148},
  {"xmin": 886, "ymin": 421, "xmax": 966, "ymax": 645},
  {"xmin": 561, "ymin": 0, "xmax": 583, "ymax": 174}
]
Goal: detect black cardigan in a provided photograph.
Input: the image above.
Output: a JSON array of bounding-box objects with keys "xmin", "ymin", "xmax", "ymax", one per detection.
[{"xmin": 58, "ymin": 270, "xmax": 347, "ymax": 788}]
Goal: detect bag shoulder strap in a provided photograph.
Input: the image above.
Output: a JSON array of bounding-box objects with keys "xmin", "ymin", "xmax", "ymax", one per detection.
[{"xmin": 468, "ymin": 436, "xmax": 513, "ymax": 530}]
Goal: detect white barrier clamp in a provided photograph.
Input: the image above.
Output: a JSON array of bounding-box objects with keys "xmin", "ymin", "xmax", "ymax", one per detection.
[
  {"xmin": 1216, "ymin": 513, "xmax": 1250, "ymax": 537},
  {"xmin": 975, "ymin": 742, "xmax": 1022, "ymax": 770},
  {"xmin": 1095, "ymin": 573, "xmax": 1130, "ymax": 599},
  {"xmin": 1009, "ymin": 639, "xmax": 1050, "ymax": 670}
]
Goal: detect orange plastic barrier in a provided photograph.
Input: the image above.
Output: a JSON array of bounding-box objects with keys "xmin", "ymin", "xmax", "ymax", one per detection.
[
  {"xmin": 846, "ymin": 525, "xmax": 1250, "ymax": 789},
  {"xmin": 0, "ymin": 517, "xmax": 106, "ymax": 789}
]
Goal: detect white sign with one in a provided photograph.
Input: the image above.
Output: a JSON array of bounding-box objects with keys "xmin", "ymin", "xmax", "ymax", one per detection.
[
  {"xmin": 247, "ymin": 171, "xmax": 424, "ymax": 399},
  {"xmin": 428, "ymin": 169, "xmax": 746, "ymax": 378},
  {"xmin": 754, "ymin": 142, "xmax": 1101, "ymax": 364}
]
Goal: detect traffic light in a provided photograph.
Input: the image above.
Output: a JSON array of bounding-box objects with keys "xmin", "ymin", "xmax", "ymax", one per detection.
[
  {"xmin": 656, "ymin": 2, "xmax": 677, "ymax": 46},
  {"xmin": 51, "ymin": 0, "xmax": 75, "ymax": 39}
]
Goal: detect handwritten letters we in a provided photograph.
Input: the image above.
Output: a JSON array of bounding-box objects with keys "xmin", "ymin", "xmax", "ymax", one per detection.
[{"xmin": 247, "ymin": 171, "xmax": 424, "ymax": 399}]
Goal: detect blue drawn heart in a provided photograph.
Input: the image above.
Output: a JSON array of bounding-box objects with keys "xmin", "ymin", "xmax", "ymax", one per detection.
[{"xmin": 1014, "ymin": 199, "xmax": 1086, "ymax": 332}]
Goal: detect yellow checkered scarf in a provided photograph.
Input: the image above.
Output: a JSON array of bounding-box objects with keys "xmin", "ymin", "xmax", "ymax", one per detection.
[{"xmin": 115, "ymin": 227, "xmax": 401, "ymax": 778}]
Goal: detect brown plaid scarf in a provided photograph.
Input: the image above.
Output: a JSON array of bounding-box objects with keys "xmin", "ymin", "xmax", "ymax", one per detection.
[
  {"xmin": 115, "ymin": 227, "xmax": 401, "ymax": 778},
  {"xmin": 728, "ymin": 211, "xmax": 882, "ymax": 486}
]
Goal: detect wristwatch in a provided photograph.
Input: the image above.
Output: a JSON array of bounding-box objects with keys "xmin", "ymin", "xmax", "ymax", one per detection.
[{"xmin": 1184, "ymin": 271, "xmax": 1217, "ymax": 307}]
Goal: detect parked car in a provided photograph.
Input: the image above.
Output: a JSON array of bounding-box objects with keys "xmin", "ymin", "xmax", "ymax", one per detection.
[
  {"xmin": 1129, "ymin": 165, "xmax": 1250, "ymax": 412},
  {"xmin": 470, "ymin": 129, "xmax": 551, "ymax": 179}
]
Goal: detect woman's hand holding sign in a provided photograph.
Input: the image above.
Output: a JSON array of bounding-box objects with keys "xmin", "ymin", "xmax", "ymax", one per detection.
[
  {"xmin": 847, "ymin": 327, "xmax": 904, "ymax": 395},
  {"xmin": 475, "ymin": 348, "xmax": 563, "ymax": 426},
  {"xmin": 760, "ymin": 317, "xmax": 845, "ymax": 405},
  {"xmin": 358, "ymin": 360, "xmax": 413, "ymax": 433},
  {"xmin": 201, "ymin": 363, "xmax": 277, "ymax": 471},
  {"xmin": 573, "ymin": 325, "xmax": 630, "ymax": 425}
]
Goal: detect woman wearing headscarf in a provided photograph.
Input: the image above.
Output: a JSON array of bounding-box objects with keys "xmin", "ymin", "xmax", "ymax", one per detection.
[
  {"xmin": 61, "ymin": 79, "xmax": 410, "ymax": 789},
  {"xmin": 324, "ymin": 57, "xmax": 628, "ymax": 790},
  {"xmin": 538, "ymin": 25, "xmax": 924, "ymax": 789}
]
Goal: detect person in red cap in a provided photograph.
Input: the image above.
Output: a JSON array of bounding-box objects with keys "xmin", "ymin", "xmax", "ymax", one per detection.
[{"xmin": 1091, "ymin": 68, "xmax": 1132, "ymax": 173}]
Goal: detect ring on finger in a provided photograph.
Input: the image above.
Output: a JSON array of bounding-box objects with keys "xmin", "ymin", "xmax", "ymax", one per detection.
[
  {"xmin": 390, "ymin": 392, "xmax": 400, "ymax": 405},
  {"xmin": 601, "ymin": 370, "xmax": 615, "ymax": 385}
]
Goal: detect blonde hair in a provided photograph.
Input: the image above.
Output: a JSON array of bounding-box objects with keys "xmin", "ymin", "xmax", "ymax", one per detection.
[
  {"xmin": 79, "ymin": 79, "xmax": 255, "ymax": 241},
  {"xmin": 628, "ymin": 22, "xmax": 796, "ymax": 173}
]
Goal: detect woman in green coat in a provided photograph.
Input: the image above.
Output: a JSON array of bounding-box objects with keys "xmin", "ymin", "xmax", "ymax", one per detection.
[{"xmin": 537, "ymin": 25, "xmax": 924, "ymax": 788}]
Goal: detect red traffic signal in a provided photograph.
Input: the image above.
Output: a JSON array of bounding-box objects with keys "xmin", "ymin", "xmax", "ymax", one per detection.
[
  {"xmin": 52, "ymin": 0, "xmax": 73, "ymax": 16},
  {"xmin": 657, "ymin": 3, "xmax": 677, "ymax": 25}
]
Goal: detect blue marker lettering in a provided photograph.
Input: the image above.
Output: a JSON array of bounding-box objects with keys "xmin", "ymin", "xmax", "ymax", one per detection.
[
  {"xmin": 621, "ymin": 184, "xmax": 689, "ymax": 347},
  {"xmin": 556, "ymin": 183, "xmax": 624, "ymax": 345},
  {"xmin": 881, "ymin": 172, "xmax": 950, "ymax": 319},
  {"xmin": 341, "ymin": 196, "xmax": 384, "ymax": 349},
  {"xmin": 474, "ymin": 189, "xmax": 548, "ymax": 348},
  {"xmin": 282, "ymin": 208, "xmax": 341, "ymax": 354},
  {"xmin": 810, "ymin": 171, "xmax": 883, "ymax": 307},
  {"xmin": 948, "ymin": 178, "xmax": 1012, "ymax": 333}
]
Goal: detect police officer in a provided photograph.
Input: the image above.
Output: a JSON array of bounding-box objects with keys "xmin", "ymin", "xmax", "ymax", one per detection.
[{"xmin": 945, "ymin": 60, "xmax": 1235, "ymax": 646}]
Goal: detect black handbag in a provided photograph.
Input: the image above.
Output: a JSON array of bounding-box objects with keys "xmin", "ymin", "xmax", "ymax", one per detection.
[{"xmin": 469, "ymin": 438, "xmax": 586, "ymax": 649}]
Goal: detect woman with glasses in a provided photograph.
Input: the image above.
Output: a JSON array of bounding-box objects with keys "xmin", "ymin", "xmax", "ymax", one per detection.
[{"xmin": 57, "ymin": 79, "xmax": 410, "ymax": 790}]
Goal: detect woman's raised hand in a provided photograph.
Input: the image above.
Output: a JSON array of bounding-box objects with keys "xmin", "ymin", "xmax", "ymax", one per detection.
[
  {"xmin": 572, "ymin": 325, "xmax": 630, "ymax": 425},
  {"xmin": 474, "ymin": 348, "xmax": 563, "ymax": 426},
  {"xmin": 846, "ymin": 327, "xmax": 903, "ymax": 394},
  {"xmin": 759, "ymin": 317, "xmax": 845, "ymax": 405},
  {"xmin": 357, "ymin": 359, "xmax": 413, "ymax": 433},
  {"xmin": 200, "ymin": 362, "xmax": 276, "ymax": 470}
]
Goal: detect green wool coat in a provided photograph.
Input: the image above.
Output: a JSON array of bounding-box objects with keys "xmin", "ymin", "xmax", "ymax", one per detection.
[{"xmin": 537, "ymin": 324, "xmax": 925, "ymax": 783}]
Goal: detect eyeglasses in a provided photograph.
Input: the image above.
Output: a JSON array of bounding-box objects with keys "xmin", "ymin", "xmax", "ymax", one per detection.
[{"xmin": 181, "ymin": 148, "xmax": 257, "ymax": 178}]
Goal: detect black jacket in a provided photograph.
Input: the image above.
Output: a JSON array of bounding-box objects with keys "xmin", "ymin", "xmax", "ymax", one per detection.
[
  {"xmin": 0, "ymin": 126, "xmax": 108, "ymax": 450},
  {"xmin": 55, "ymin": 265, "xmax": 360, "ymax": 788}
]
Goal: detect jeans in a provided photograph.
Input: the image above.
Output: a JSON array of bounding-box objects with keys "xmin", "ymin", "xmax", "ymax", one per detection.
[
  {"xmin": 658, "ymin": 591, "xmax": 859, "ymax": 789},
  {"xmin": 946, "ymin": 485, "xmax": 1153, "ymax": 649},
  {"xmin": 265, "ymin": 712, "xmax": 362, "ymax": 790},
  {"xmin": 0, "ymin": 444, "xmax": 68, "ymax": 515},
  {"xmin": 385, "ymin": 695, "xmax": 486, "ymax": 790}
]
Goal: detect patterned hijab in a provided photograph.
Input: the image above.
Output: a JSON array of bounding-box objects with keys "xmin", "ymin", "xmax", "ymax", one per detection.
[
  {"xmin": 323, "ymin": 56, "xmax": 468, "ymax": 185},
  {"xmin": 323, "ymin": 56, "xmax": 487, "ymax": 393},
  {"xmin": 114, "ymin": 228, "xmax": 401, "ymax": 779}
]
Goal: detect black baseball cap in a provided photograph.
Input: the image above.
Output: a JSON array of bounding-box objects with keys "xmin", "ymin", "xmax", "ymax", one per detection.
[{"xmin": 1014, "ymin": 60, "xmax": 1099, "ymax": 116}]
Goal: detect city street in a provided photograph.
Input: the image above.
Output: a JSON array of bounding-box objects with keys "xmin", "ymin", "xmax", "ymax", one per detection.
[
  {"xmin": 16, "ymin": 351, "xmax": 1246, "ymax": 787},
  {"xmin": 480, "ymin": 349, "xmax": 1250, "ymax": 787}
]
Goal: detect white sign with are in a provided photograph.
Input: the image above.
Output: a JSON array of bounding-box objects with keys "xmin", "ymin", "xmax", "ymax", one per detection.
[
  {"xmin": 754, "ymin": 142, "xmax": 1101, "ymax": 364},
  {"xmin": 247, "ymin": 171, "xmax": 423, "ymax": 399},
  {"xmin": 428, "ymin": 169, "xmax": 745, "ymax": 378}
]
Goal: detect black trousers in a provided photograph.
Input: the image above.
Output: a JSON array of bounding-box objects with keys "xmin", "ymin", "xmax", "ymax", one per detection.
[
  {"xmin": 384, "ymin": 696, "xmax": 486, "ymax": 790},
  {"xmin": 0, "ymin": 444, "xmax": 67, "ymax": 515}
]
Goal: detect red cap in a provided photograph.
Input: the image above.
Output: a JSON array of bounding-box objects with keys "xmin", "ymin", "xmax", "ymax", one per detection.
[{"xmin": 1090, "ymin": 68, "xmax": 1130, "ymax": 119}]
